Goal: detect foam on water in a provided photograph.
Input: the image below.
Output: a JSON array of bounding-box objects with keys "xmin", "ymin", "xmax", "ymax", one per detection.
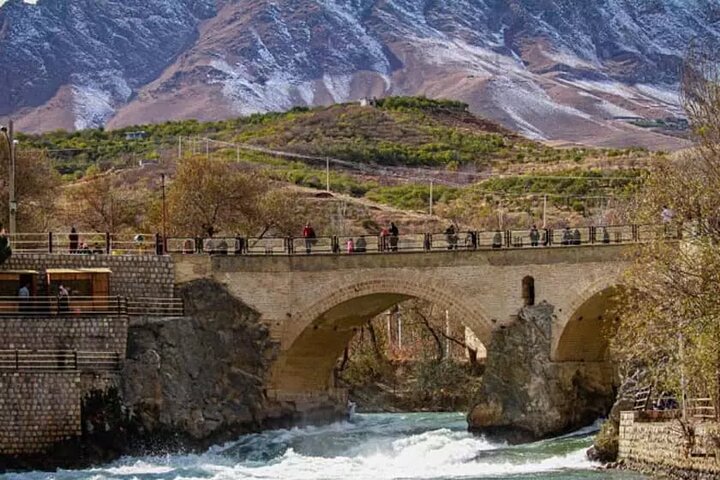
[{"xmin": 2, "ymin": 413, "xmax": 629, "ymax": 480}]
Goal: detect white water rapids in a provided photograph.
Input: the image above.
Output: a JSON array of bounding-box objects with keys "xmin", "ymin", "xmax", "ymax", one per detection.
[{"xmin": 1, "ymin": 413, "xmax": 647, "ymax": 480}]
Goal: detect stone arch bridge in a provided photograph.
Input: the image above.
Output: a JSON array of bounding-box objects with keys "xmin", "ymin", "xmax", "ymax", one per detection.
[{"xmin": 174, "ymin": 242, "xmax": 632, "ymax": 421}]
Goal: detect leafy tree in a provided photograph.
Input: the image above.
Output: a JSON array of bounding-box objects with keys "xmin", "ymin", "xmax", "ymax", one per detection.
[
  {"xmin": 166, "ymin": 155, "xmax": 269, "ymax": 237},
  {"xmin": 0, "ymin": 147, "xmax": 61, "ymax": 232},
  {"xmin": 612, "ymin": 39, "xmax": 720, "ymax": 416},
  {"xmin": 63, "ymin": 172, "xmax": 143, "ymax": 233}
]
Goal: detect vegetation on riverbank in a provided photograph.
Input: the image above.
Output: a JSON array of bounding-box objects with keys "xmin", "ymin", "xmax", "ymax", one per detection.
[{"xmin": 335, "ymin": 300, "xmax": 484, "ymax": 412}]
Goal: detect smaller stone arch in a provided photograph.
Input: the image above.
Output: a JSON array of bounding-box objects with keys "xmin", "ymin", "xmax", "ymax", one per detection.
[{"xmin": 552, "ymin": 278, "xmax": 624, "ymax": 362}]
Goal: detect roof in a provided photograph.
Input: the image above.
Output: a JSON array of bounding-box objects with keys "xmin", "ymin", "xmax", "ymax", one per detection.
[{"xmin": 45, "ymin": 268, "xmax": 112, "ymax": 274}]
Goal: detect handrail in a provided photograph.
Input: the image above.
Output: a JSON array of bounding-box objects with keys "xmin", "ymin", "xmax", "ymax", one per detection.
[
  {"xmin": 0, "ymin": 349, "xmax": 121, "ymax": 371},
  {"xmin": 166, "ymin": 224, "xmax": 681, "ymax": 257},
  {"xmin": 0, "ymin": 224, "xmax": 681, "ymax": 256},
  {"xmin": 0, "ymin": 296, "xmax": 183, "ymax": 318}
]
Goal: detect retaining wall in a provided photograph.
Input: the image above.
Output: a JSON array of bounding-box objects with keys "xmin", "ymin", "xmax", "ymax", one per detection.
[
  {"xmin": 0, "ymin": 372, "xmax": 81, "ymax": 455},
  {"xmin": 619, "ymin": 411, "xmax": 720, "ymax": 478},
  {"xmin": 0, "ymin": 316, "xmax": 127, "ymax": 354}
]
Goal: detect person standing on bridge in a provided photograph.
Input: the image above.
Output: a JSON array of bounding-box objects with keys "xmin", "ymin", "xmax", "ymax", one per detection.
[
  {"xmin": 561, "ymin": 227, "xmax": 572, "ymax": 246},
  {"xmin": 530, "ymin": 225, "xmax": 540, "ymax": 247},
  {"xmin": 69, "ymin": 226, "xmax": 79, "ymax": 254},
  {"xmin": 302, "ymin": 223, "xmax": 316, "ymax": 254},
  {"xmin": 492, "ymin": 230, "xmax": 502, "ymax": 249},
  {"xmin": 379, "ymin": 226, "xmax": 390, "ymax": 252},
  {"xmin": 389, "ymin": 222, "xmax": 399, "ymax": 252}
]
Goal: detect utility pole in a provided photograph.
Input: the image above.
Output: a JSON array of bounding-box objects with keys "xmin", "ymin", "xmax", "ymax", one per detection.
[
  {"xmin": 236, "ymin": 145, "xmax": 240, "ymax": 163},
  {"xmin": 178, "ymin": 136, "xmax": 182, "ymax": 160},
  {"xmin": 445, "ymin": 310, "xmax": 450, "ymax": 359},
  {"xmin": 1, "ymin": 120, "xmax": 17, "ymax": 235},
  {"xmin": 326, "ymin": 157, "xmax": 330, "ymax": 192},
  {"xmin": 542, "ymin": 195, "xmax": 547, "ymax": 228},
  {"xmin": 429, "ymin": 180, "xmax": 434, "ymax": 216},
  {"xmin": 205, "ymin": 138, "xmax": 210, "ymax": 159},
  {"xmin": 8, "ymin": 120, "xmax": 15, "ymax": 236},
  {"xmin": 161, "ymin": 173, "xmax": 167, "ymax": 253}
]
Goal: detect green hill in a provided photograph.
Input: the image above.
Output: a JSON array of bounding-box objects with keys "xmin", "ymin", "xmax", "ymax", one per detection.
[{"xmin": 21, "ymin": 97, "xmax": 660, "ymax": 226}]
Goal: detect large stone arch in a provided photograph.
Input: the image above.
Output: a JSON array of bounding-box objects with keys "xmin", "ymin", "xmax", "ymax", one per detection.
[
  {"xmin": 269, "ymin": 276, "xmax": 493, "ymax": 393},
  {"xmin": 552, "ymin": 276, "xmax": 625, "ymax": 362}
]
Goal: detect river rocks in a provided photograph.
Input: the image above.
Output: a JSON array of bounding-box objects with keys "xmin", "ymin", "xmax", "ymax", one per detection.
[
  {"xmin": 121, "ymin": 278, "xmax": 271, "ymax": 451},
  {"xmin": 467, "ymin": 302, "xmax": 616, "ymax": 443}
]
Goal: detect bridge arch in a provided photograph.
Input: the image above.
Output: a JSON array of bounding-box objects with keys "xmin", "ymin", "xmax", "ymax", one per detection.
[
  {"xmin": 552, "ymin": 277, "xmax": 625, "ymax": 362},
  {"xmin": 269, "ymin": 276, "xmax": 493, "ymax": 393}
]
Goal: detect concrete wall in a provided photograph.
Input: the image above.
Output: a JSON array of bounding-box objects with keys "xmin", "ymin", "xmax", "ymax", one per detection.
[
  {"xmin": 619, "ymin": 411, "xmax": 720, "ymax": 477},
  {"xmin": 0, "ymin": 317, "xmax": 127, "ymax": 353},
  {"xmin": 0, "ymin": 372, "xmax": 81, "ymax": 455},
  {"xmin": 3, "ymin": 254, "xmax": 175, "ymax": 298}
]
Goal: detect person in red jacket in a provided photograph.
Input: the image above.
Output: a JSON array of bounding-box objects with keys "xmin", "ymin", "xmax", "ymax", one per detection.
[{"xmin": 302, "ymin": 223, "xmax": 316, "ymax": 254}]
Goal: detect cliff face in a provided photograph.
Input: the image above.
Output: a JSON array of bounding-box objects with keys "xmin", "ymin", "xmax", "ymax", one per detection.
[
  {"xmin": 468, "ymin": 302, "xmax": 617, "ymax": 443},
  {"xmin": 121, "ymin": 278, "xmax": 271, "ymax": 450},
  {"xmin": 2, "ymin": 0, "xmax": 719, "ymax": 148}
]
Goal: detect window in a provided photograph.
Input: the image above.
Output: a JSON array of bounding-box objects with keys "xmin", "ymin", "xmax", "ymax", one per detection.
[{"xmin": 522, "ymin": 276, "xmax": 535, "ymax": 306}]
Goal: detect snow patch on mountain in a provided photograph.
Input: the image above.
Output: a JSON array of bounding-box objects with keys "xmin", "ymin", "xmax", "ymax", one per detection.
[{"xmin": 71, "ymin": 72, "xmax": 132, "ymax": 130}]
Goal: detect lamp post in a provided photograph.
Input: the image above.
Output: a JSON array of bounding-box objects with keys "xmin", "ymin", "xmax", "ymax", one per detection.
[
  {"xmin": 161, "ymin": 172, "xmax": 167, "ymax": 253},
  {"xmin": 0, "ymin": 120, "xmax": 16, "ymax": 235}
]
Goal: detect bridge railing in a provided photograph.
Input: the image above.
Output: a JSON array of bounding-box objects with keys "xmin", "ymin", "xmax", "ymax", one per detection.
[
  {"xmin": 3, "ymin": 224, "xmax": 678, "ymax": 257},
  {"xmin": 0, "ymin": 350, "xmax": 121, "ymax": 371}
]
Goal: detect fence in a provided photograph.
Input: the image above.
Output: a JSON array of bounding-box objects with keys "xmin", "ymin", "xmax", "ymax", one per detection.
[
  {"xmin": 7, "ymin": 232, "xmax": 160, "ymax": 255},
  {"xmin": 0, "ymin": 296, "xmax": 183, "ymax": 318},
  {"xmin": 633, "ymin": 387, "xmax": 717, "ymax": 421},
  {"xmin": 0, "ymin": 350, "xmax": 121, "ymax": 371},
  {"xmin": 1, "ymin": 224, "xmax": 680, "ymax": 257},
  {"xmin": 166, "ymin": 224, "xmax": 681, "ymax": 256}
]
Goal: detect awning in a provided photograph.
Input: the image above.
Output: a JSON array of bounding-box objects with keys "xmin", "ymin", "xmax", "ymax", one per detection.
[
  {"xmin": 46, "ymin": 268, "xmax": 112, "ymax": 274},
  {"xmin": 0, "ymin": 270, "xmax": 39, "ymax": 275}
]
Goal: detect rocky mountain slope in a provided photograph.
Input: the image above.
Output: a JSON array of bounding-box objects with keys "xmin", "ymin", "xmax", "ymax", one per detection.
[{"xmin": 2, "ymin": 0, "xmax": 719, "ymax": 148}]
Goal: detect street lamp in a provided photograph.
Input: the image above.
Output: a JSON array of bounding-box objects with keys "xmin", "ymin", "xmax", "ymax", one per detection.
[{"xmin": 0, "ymin": 120, "xmax": 16, "ymax": 235}]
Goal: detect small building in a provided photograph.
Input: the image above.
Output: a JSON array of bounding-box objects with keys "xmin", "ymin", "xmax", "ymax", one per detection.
[{"xmin": 124, "ymin": 131, "xmax": 147, "ymax": 141}]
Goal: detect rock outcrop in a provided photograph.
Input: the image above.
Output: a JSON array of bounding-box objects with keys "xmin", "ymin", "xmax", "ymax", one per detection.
[
  {"xmin": 121, "ymin": 278, "xmax": 271, "ymax": 451},
  {"xmin": 468, "ymin": 302, "xmax": 616, "ymax": 443}
]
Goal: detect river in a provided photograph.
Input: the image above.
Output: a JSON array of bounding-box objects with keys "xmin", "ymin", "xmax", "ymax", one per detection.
[{"xmin": 1, "ymin": 413, "xmax": 647, "ymax": 480}]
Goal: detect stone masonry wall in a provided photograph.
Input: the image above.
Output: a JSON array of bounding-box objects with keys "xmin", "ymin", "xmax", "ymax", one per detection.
[
  {"xmin": 3, "ymin": 254, "xmax": 175, "ymax": 298},
  {"xmin": 0, "ymin": 317, "xmax": 127, "ymax": 354},
  {"xmin": 619, "ymin": 411, "xmax": 720, "ymax": 478},
  {"xmin": 0, "ymin": 372, "xmax": 81, "ymax": 455}
]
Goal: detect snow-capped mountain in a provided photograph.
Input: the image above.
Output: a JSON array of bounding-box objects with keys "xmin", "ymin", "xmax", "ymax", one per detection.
[{"xmin": 1, "ymin": 0, "xmax": 719, "ymax": 148}]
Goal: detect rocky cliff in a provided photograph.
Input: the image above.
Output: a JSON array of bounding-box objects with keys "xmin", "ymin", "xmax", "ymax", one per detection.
[
  {"xmin": 2, "ymin": 0, "xmax": 719, "ymax": 148},
  {"xmin": 120, "ymin": 278, "xmax": 271, "ymax": 451},
  {"xmin": 468, "ymin": 302, "xmax": 616, "ymax": 443}
]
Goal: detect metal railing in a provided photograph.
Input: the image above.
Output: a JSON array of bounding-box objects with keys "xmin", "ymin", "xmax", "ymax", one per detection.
[
  {"xmin": 633, "ymin": 387, "xmax": 717, "ymax": 421},
  {"xmin": 0, "ymin": 296, "xmax": 183, "ymax": 318},
  {"xmin": 687, "ymin": 397, "xmax": 717, "ymax": 420},
  {"xmin": 0, "ymin": 296, "xmax": 127, "ymax": 316},
  {"xmin": 6, "ymin": 232, "xmax": 162, "ymax": 255},
  {"xmin": 165, "ymin": 224, "xmax": 680, "ymax": 256},
  {"xmin": 1, "ymin": 224, "xmax": 680, "ymax": 257},
  {"xmin": 126, "ymin": 297, "xmax": 184, "ymax": 317},
  {"xmin": 0, "ymin": 350, "xmax": 121, "ymax": 371}
]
